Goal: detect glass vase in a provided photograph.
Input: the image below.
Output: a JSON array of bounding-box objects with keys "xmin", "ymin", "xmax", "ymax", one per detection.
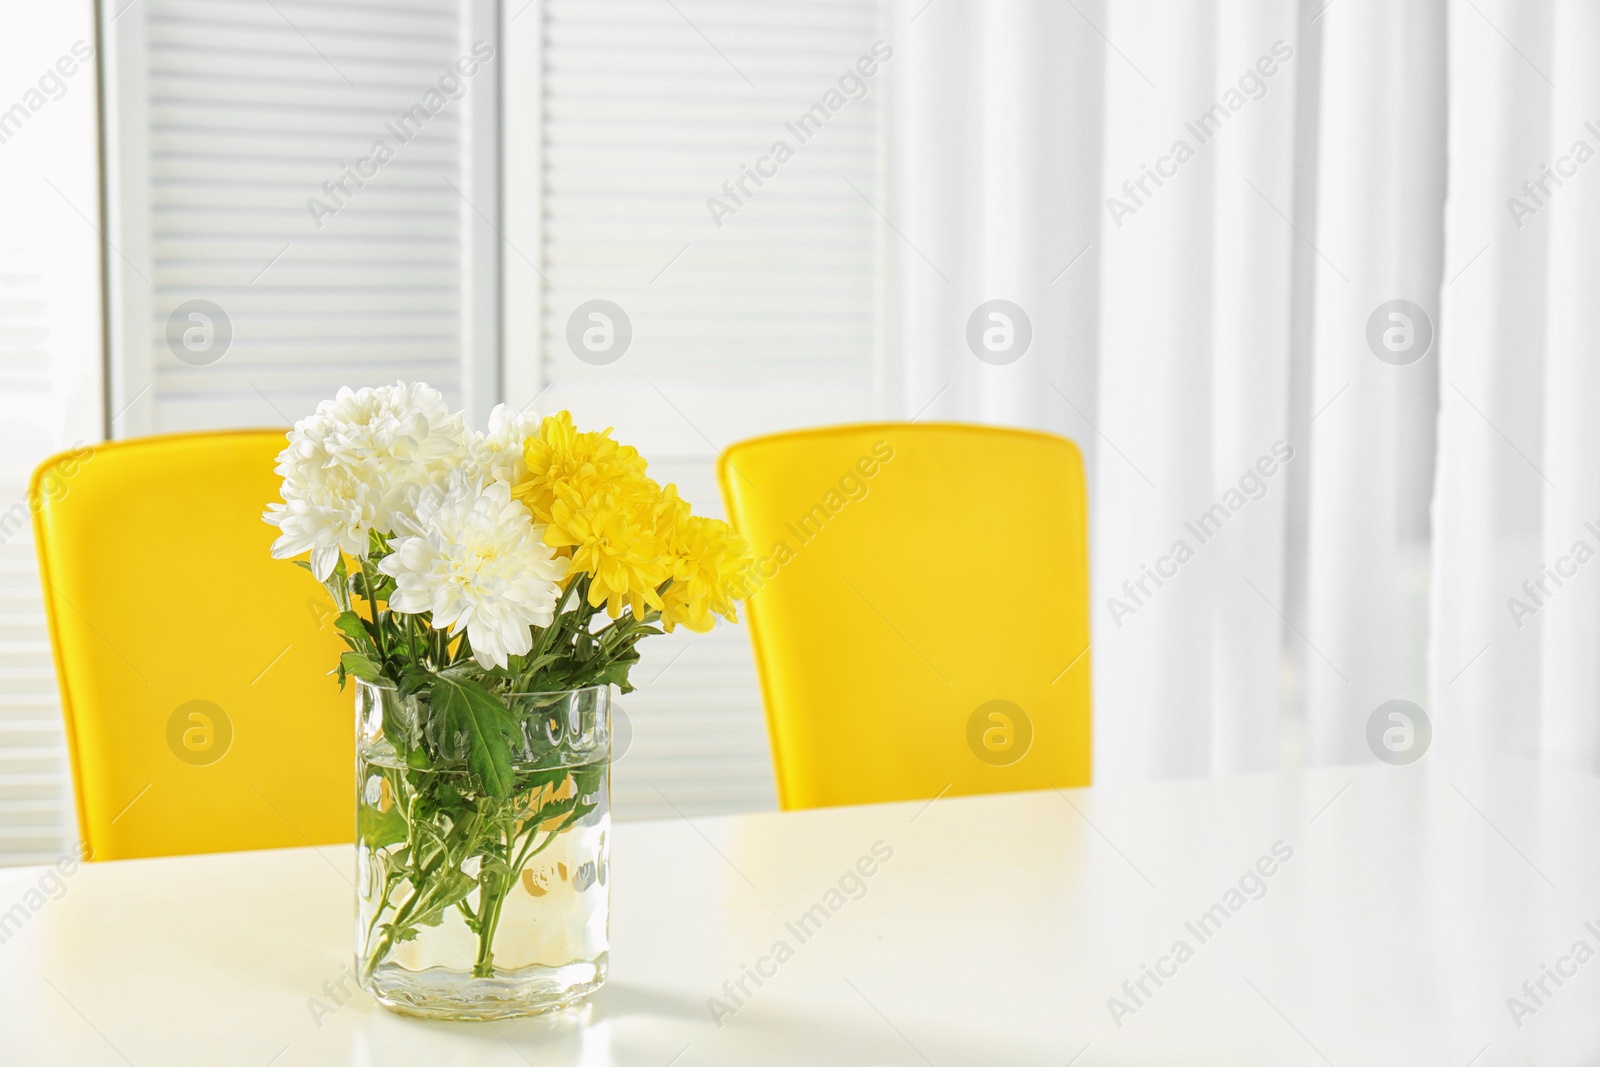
[{"xmin": 354, "ymin": 679, "xmax": 611, "ymax": 1020}]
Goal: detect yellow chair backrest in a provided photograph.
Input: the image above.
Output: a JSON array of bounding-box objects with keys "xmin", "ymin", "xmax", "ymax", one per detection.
[
  {"xmin": 719, "ymin": 422, "xmax": 1092, "ymax": 810},
  {"xmin": 31, "ymin": 431, "xmax": 352, "ymax": 860}
]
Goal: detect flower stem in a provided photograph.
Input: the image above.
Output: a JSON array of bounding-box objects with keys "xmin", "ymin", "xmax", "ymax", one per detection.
[
  {"xmin": 472, "ymin": 871, "xmax": 509, "ymax": 978},
  {"xmin": 360, "ymin": 561, "xmax": 388, "ymax": 662},
  {"xmin": 469, "ymin": 803, "xmax": 575, "ymax": 977}
]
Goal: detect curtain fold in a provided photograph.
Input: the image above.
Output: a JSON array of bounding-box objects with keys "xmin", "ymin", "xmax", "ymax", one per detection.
[
  {"xmin": 890, "ymin": 0, "xmax": 1102, "ymax": 433},
  {"xmin": 1303, "ymin": 0, "xmax": 1445, "ymax": 764},
  {"xmin": 891, "ymin": 0, "xmax": 1465, "ymax": 781},
  {"xmin": 1432, "ymin": 0, "xmax": 1600, "ymax": 772},
  {"xmin": 1091, "ymin": 0, "xmax": 1303, "ymax": 780}
]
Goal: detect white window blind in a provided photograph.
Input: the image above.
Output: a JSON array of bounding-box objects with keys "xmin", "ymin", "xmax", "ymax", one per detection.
[
  {"xmin": 103, "ymin": 0, "xmax": 500, "ymax": 433},
  {"xmin": 505, "ymin": 0, "xmax": 891, "ymax": 818},
  {"xmin": 0, "ymin": 252, "xmax": 77, "ymax": 868},
  {"xmin": 0, "ymin": 6, "xmax": 105, "ymax": 865}
]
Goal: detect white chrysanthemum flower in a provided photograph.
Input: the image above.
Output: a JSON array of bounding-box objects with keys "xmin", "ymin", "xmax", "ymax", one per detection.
[
  {"xmin": 378, "ymin": 477, "xmax": 568, "ymax": 669},
  {"xmin": 468, "ymin": 402, "xmax": 541, "ymax": 486},
  {"xmin": 264, "ymin": 382, "xmax": 469, "ymax": 579}
]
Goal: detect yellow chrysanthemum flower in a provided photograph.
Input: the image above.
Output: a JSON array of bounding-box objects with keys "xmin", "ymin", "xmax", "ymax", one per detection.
[
  {"xmin": 658, "ymin": 489, "xmax": 756, "ymax": 633},
  {"xmin": 511, "ymin": 411, "xmax": 753, "ymax": 626},
  {"xmin": 514, "ymin": 411, "xmax": 648, "ymax": 525},
  {"xmin": 543, "ymin": 482, "xmax": 672, "ymax": 619}
]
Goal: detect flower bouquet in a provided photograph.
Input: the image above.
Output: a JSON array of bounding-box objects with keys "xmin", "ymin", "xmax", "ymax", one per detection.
[{"xmin": 264, "ymin": 382, "xmax": 753, "ymax": 1019}]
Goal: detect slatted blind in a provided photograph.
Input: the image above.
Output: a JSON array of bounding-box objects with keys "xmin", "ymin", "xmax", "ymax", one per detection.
[
  {"xmin": 0, "ymin": 251, "xmax": 69, "ymax": 867},
  {"xmin": 514, "ymin": 0, "xmax": 891, "ymax": 817},
  {"xmin": 104, "ymin": 0, "xmax": 499, "ymax": 433},
  {"xmin": 0, "ymin": 3, "xmax": 105, "ymax": 865}
]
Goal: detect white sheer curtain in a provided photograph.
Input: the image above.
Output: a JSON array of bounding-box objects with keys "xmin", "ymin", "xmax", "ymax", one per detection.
[
  {"xmin": 889, "ymin": 0, "xmax": 1451, "ymax": 781},
  {"xmin": 1432, "ymin": 0, "xmax": 1600, "ymax": 772},
  {"xmin": 1303, "ymin": 1, "xmax": 1444, "ymax": 764}
]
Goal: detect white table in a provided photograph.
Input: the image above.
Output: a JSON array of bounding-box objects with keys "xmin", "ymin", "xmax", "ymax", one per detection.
[{"xmin": 2, "ymin": 755, "xmax": 1598, "ymax": 1065}]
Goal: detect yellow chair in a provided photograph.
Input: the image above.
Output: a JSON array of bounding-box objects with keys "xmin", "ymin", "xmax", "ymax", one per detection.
[
  {"xmin": 31, "ymin": 431, "xmax": 352, "ymax": 860},
  {"xmin": 719, "ymin": 422, "xmax": 1092, "ymax": 810}
]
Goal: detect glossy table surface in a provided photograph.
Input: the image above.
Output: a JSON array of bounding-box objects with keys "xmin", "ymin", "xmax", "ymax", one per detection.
[{"xmin": 2, "ymin": 755, "xmax": 1598, "ymax": 1066}]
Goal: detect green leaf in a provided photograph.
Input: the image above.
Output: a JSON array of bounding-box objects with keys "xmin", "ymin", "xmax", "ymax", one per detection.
[
  {"xmin": 341, "ymin": 650, "xmax": 384, "ymax": 683},
  {"xmin": 569, "ymin": 761, "xmax": 606, "ymax": 799},
  {"xmin": 532, "ymin": 795, "xmax": 579, "ymax": 826},
  {"xmin": 411, "ymin": 869, "xmax": 478, "ymax": 929},
  {"xmin": 430, "ymin": 673, "xmax": 521, "ymax": 799},
  {"xmin": 398, "ymin": 667, "xmax": 432, "ymax": 701},
  {"xmin": 335, "ymin": 610, "xmax": 377, "ymax": 657},
  {"xmin": 477, "ymin": 850, "xmax": 515, "ymax": 882},
  {"xmin": 586, "ymin": 657, "xmax": 638, "ymax": 689},
  {"xmin": 379, "ymin": 845, "xmax": 412, "ymax": 881},
  {"xmin": 358, "ymin": 799, "xmax": 407, "ymax": 849},
  {"xmin": 511, "ymin": 651, "xmax": 562, "ymax": 678}
]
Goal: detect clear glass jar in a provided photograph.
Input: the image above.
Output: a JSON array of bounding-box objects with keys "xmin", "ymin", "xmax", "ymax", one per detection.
[{"xmin": 354, "ymin": 679, "xmax": 611, "ymax": 1020}]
